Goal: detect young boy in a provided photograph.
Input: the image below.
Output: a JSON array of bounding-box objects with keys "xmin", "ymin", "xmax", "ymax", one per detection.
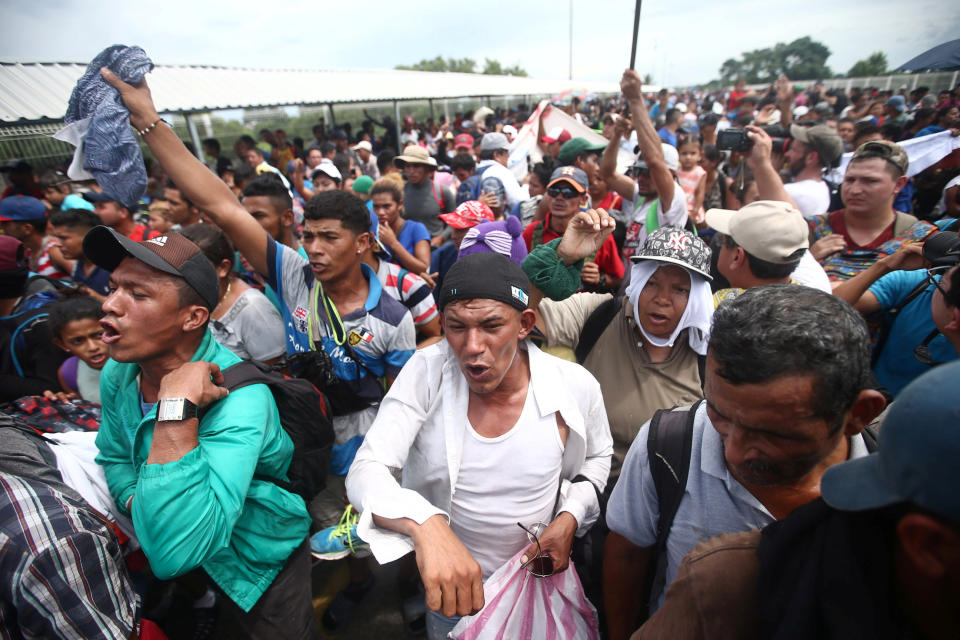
[
  {"xmin": 47, "ymin": 296, "xmax": 108, "ymax": 403},
  {"xmin": 147, "ymin": 200, "xmax": 174, "ymax": 234},
  {"xmin": 48, "ymin": 210, "xmax": 109, "ymax": 298}
]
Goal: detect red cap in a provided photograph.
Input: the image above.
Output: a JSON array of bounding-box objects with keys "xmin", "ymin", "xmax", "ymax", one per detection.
[
  {"xmin": 438, "ymin": 200, "xmax": 495, "ymax": 229},
  {"xmin": 454, "ymin": 133, "xmax": 475, "ymax": 149}
]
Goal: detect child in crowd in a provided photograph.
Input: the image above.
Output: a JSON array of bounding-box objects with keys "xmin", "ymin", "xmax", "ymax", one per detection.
[
  {"xmin": 676, "ymin": 138, "xmax": 707, "ymax": 229},
  {"xmin": 147, "ymin": 200, "xmax": 174, "ymax": 234},
  {"xmin": 48, "ymin": 296, "xmax": 108, "ymax": 403},
  {"xmin": 48, "ymin": 209, "xmax": 110, "ymax": 297}
]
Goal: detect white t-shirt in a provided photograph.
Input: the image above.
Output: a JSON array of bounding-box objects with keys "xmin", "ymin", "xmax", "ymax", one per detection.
[
  {"xmin": 449, "ymin": 385, "xmax": 563, "ymax": 579},
  {"xmin": 621, "ymin": 183, "xmax": 688, "ymax": 260},
  {"xmin": 938, "ymin": 174, "xmax": 960, "ymax": 215},
  {"xmin": 784, "ymin": 179, "xmax": 830, "ymax": 218}
]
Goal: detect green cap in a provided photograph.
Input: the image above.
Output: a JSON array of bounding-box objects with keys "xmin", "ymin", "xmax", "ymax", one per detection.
[
  {"xmin": 352, "ymin": 175, "xmax": 374, "ymax": 195},
  {"xmin": 557, "ymin": 137, "xmax": 606, "ymax": 165}
]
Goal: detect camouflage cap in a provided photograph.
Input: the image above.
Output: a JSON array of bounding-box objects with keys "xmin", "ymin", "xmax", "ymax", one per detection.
[
  {"xmin": 851, "ymin": 139, "xmax": 909, "ymax": 175},
  {"xmin": 631, "ymin": 226, "xmax": 712, "ymax": 281}
]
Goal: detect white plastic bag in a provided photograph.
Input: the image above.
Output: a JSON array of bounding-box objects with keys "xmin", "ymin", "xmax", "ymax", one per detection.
[{"xmin": 450, "ymin": 548, "xmax": 599, "ymax": 640}]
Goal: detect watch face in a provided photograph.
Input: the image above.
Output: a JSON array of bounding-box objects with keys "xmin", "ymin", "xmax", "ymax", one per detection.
[{"xmin": 158, "ymin": 398, "xmax": 193, "ymax": 421}]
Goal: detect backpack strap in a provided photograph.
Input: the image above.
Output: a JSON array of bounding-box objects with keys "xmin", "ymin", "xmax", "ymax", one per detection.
[
  {"xmin": 432, "ymin": 180, "xmax": 445, "ymax": 212},
  {"xmin": 396, "ymin": 268, "xmax": 410, "ymax": 302},
  {"xmin": 873, "ymin": 278, "xmax": 931, "ymax": 363},
  {"xmin": 644, "ymin": 399, "xmax": 701, "ymax": 607},
  {"xmin": 575, "ymin": 296, "xmax": 622, "ymax": 364}
]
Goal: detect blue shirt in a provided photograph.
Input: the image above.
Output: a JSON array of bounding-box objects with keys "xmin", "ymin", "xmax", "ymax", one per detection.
[
  {"xmin": 72, "ymin": 261, "xmax": 110, "ymax": 296},
  {"xmin": 265, "ymin": 236, "xmax": 416, "ymax": 471},
  {"xmin": 657, "ymin": 127, "xmax": 677, "ymax": 148},
  {"xmin": 429, "ymin": 242, "xmax": 459, "ymax": 295},
  {"xmin": 870, "ymin": 269, "xmax": 958, "ymax": 396},
  {"xmin": 392, "ymin": 220, "xmax": 430, "ymax": 263}
]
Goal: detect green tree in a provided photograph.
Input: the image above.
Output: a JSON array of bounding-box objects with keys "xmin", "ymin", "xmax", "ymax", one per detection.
[
  {"xmin": 396, "ymin": 56, "xmax": 525, "ymax": 76},
  {"xmin": 396, "ymin": 56, "xmax": 477, "ymax": 73},
  {"xmin": 718, "ymin": 36, "xmax": 833, "ymax": 84},
  {"xmin": 847, "ymin": 51, "xmax": 888, "ymax": 77}
]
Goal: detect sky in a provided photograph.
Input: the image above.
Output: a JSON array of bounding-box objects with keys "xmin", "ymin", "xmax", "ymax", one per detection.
[{"xmin": 3, "ymin": 0, "xmax": 957, "ymax": 87}]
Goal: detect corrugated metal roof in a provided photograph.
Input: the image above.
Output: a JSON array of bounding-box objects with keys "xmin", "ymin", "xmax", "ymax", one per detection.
[{"xmin": 0, "ymin": 62, "xmax": 620, "ymax": 124}]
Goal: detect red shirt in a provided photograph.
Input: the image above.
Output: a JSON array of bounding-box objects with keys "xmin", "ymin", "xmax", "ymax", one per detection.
[
  {"xmin": 522, "ymin": 214, "xmax": 625, "ymax": 279},
  {"xmin": 125, "ymin": 224, "xmax": 162, "ymax": 242},
  {"xmin": 594, "ymin": 191, "xmax": 623, "ymax": 212},
  {"xmin": 828, "ymin": 210, "xmax": 893, "ymax": 250}
]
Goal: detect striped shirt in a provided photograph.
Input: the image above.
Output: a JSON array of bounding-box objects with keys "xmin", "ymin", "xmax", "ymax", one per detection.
[
  {"xmin": 376, "ymin": 259, "xmax": 438, "ymax": 326},
  {"xmin": 0, "ymin": 472, "xmax": 137, "ymax": 640}
]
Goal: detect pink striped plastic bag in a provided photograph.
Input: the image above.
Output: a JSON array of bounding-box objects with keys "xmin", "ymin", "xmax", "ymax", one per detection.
[{"xmin": 450, "ymin": 548, "xmax": 599, "ymax": 640}]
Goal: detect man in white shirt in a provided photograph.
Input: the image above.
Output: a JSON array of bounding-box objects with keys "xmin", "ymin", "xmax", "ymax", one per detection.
[
  {"xmin": 783, "ymin": 124, "xmax": 843, "ymax": 218},
  {"xmin": 346, "ymin": 252, "xmax": 613, "ymax": 640},
  {"xmin": 475, "ymin": 133, "xmax": 529, "ymax": 211}
]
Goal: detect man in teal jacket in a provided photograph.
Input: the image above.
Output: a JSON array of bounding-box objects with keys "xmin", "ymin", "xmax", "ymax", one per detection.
[{"xmin": 84, "ymin": 225, "xmax": 315, "ymax": 638}]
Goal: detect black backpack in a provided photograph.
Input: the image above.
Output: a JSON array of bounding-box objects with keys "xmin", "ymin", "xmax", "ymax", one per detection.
[
  {"xmin": 642, "ymin": 401, "xmax": 880, "ymax": 611},
  {"xmin": 220, "ymin": 361, "xmax": 335, "ymax": 503}
]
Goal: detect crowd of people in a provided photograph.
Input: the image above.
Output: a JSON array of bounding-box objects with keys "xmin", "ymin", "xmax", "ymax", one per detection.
[{"xmin": 1, "ymin": 60, "xmax": 960, "ymax": 640}]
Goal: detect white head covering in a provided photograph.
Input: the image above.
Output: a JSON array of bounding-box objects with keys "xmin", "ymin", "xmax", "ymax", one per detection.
[{"xmin": 624, "ymin": 260, "xmax": 714, "ymax": 355}]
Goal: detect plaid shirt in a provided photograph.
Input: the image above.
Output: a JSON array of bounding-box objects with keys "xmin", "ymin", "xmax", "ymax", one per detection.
[{"xmin": 0, "ymin": 472, "xmax": 137, "ymax": 640}]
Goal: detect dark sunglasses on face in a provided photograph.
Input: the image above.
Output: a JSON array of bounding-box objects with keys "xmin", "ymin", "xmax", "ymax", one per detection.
[{"xmin": 547, "ymin": 185, "xmax": 580, "ymax": 200}]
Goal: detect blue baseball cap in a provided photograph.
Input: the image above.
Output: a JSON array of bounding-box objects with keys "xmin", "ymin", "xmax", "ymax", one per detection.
[
  {"xmin": 821, "ymin": 361, "xmax": 960, "ymax": 522},
  {"xmin": 0, "ymin": 195, "xmax": 47, "ymax": 221}
]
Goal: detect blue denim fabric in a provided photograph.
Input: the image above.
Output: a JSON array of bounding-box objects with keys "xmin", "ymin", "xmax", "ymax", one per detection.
[{"xmin": 64, "ymin": 45, "xmax": 154, "ymax": 209}]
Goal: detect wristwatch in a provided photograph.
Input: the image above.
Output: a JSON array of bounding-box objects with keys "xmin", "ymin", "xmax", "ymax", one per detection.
[{"xmin": 156, "ymin": 397, "xmax": 199, "ymax": 422}]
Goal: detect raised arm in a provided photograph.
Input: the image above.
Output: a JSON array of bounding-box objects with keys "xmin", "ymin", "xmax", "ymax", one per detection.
[
  {"xmin": 101, "ymin": 68, "xmax": 272, "ymax": 277},
  {"xmin": 621, "ymin": 70, "xmax": 674, "ymax": 205},
  {"xmin": 744, "ymin": 125, "xmax": 798, "ymax": 207},
  {"xmin": 600, "ymin": 116, "xmax": 639, "ymax": 200}
]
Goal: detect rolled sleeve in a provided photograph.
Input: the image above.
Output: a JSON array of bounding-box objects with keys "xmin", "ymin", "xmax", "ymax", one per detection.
[{"xmin": 346, "ymin": 351, "xmax": 446, "ymax": 564}]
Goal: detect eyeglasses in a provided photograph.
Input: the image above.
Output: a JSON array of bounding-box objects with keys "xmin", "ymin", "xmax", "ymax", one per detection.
[
  {"xmin": 546, "ymin": 185, "xmax": 580, "ymax": 200},
  {"xmin": 926, "ymin": 267, "xmax": 951, "ymax": 300},
  {"xmin": 517, "ymin": 522, "xmax": 554, "ymax": 578}
]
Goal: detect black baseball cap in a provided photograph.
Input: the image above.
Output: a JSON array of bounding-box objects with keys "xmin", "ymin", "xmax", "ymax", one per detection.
[{"xmin": 83, "ymin": 226, "xmax": 219, "ymax": 310}]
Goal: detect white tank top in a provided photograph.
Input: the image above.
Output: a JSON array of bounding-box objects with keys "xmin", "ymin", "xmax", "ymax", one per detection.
[
  {"xmin": 449, "ymin": 385, "xmax": 565, "ymax": 578},
  {"xmin": 76, "ymin": 359, "xmax": 101, "ymax": 404}
]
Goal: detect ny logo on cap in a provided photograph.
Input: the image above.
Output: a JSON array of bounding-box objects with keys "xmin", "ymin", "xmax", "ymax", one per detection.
[
  {"xmin": 147, "ymin": 236, "xmax": 168, "ymax": 247},
  {"xmin": 666, "ymin": 232, "xmax": 691, "ymax": 252}
]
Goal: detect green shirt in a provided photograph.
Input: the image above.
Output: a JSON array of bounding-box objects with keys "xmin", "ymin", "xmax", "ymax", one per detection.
[{"xmin": 95, "ymin": 330, "xmax": 310, "ymax": 611}]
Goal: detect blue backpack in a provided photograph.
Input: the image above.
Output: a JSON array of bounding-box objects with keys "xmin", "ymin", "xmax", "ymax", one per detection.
[{"xmin": 456, "ymin": 165, "xmax": 505, "ymax": 207}]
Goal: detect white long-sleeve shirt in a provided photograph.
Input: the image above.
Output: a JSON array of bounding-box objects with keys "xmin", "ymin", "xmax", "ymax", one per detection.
[{"xmin": 346, "ymin": 340, "xmax": 613, "ymax": 565}]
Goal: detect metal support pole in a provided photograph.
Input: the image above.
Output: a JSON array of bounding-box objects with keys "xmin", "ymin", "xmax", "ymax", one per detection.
[
  {"xmin": 183, "ymin": 113, "xmax": 204, "ymax": 161},
  {"xmin": 328, "ymin": 103, "xmax": 337, "ymax": 128},
  {"xmin": 569, "ymin": 0, "xmax": 573, "ymax": 80},
  {"xmin": 429, "ymin": 99, "xmax": 435, "ymax": 122},
  {"xmin": 394, "ymin": 100, "xmax": 402, "ymax": 152}
]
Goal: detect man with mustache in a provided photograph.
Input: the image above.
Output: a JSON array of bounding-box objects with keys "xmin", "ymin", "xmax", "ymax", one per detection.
[{"xmin": 603, "ymin": 285, "xmax": 886, "ymax": 640}]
